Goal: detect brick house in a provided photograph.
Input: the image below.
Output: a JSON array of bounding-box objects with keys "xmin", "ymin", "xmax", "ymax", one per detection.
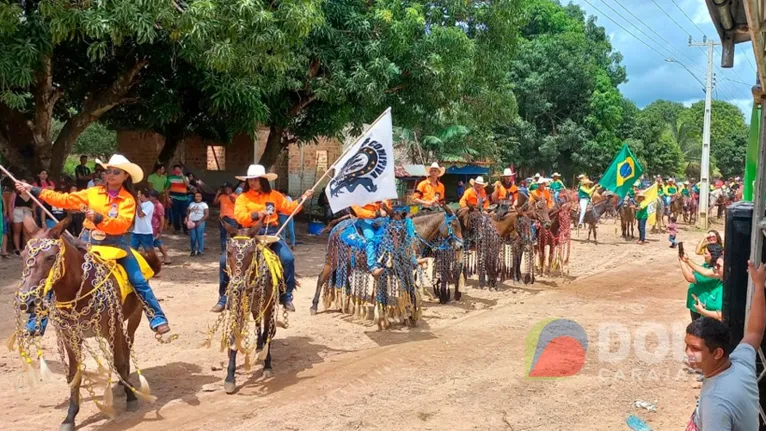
[{"xmin": 116, "ymin": 128, "xmax": 343, "ymax": 199}]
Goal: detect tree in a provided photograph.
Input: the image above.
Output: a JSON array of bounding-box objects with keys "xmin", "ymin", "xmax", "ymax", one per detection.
[
  {"xmin": 0, "ymin": 0, "xmax": 323, "ymax": 176},
  {"xmin": 683, "ymin": 100, "xmax": 748, "ymax": 179}
]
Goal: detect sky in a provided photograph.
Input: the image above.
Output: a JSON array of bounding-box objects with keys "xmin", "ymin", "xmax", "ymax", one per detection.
[{"xmin": 567, "ymin": 0, "xmax": 756, "ymax": 120}]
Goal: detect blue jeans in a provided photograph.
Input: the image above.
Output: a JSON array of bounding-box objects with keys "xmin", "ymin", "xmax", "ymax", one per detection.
[
  {"xmin": 218, "ymin": 252, "xmax": 229, "ymax": 307},
  {"xmin": 357, "ymin": 218, "xmax": 385, "ymax": 270},
  {"xmin": 638, "ymin": 219, "xmax": 647, "ymax": 242},
  {"xmin": 82, "ymin": 231, "xmax": 167, "ymax": 329},
  {"xmin": 130, "ymin": 233, "xmax": 154, "ymax": 252},
  {"xmin": 45, "ymin": 218, "xmax": 57, "ymax": 229},
  {"xmin": 278, "ymin": 214, "xmax": 296, "ymax": 247},
  {"xmin": 190, "ymin": 221, "xmax": 206, "ymax": 253},
  {"xmin": 171, "ymin": 198, "xmax": 189, "ymax": 232},
  {"xmin": 220, "ymin": 216, "xmax": 239, "ymax": 251}
]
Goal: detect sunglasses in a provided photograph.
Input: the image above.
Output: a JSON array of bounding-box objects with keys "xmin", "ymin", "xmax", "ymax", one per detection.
[{"xmin": 104, "ymin": 168, "xmax": 124, "ymax": 176}]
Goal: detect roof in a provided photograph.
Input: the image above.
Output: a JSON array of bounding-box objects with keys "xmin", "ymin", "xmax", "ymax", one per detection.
[
  {"xmin": 395, "ymin": 164, "xmax": 428, "ymax": 178},
  {"xmin": 445, "ymin": 165, "xmax": 490, "ymax": 176}
]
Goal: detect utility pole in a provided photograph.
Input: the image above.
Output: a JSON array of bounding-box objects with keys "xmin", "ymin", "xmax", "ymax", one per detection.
[{"xmin": 690, "ymin": 36, "xmax": 719, "ymax": 230}]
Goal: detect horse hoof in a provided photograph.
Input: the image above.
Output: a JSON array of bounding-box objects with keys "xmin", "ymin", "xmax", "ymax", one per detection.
[
  {"xmin": 127, "ymin": 400, "xmax": 139, "ymax": 412},
  {"xmin": 60, "ymin": 423, "xmax": 75, "ymax": 431},
  {"xmin": 262, "ymin": 368, "xmax": 274, "ymax": 379},
  {"xmin": 224, "ymin": 381, "xmax": 236, "ymax": 394},
  {"xmin": 454, "ymin": 292, "xmax": 462, "ymax": 301},
  {"xmin": 309, "ymin": 307, "xmax": 317, "ymax": 316}
]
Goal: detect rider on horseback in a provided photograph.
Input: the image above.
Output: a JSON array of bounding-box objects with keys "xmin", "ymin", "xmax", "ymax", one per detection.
[
  {"xmin": 549, "ymin": 173, "xmax": 565, "ymax": 204},
  {"xmin": 16, "ymin": 154, "xmax": 171, "ymax": 334},
  {"xmin": 530, "ymin": 178, "xmax": 554, "ymax": 209},
  {"xmin": 459, "ymin": 176, "xmax": 489, "ymax": 209},
  {"xmin": 577, "ymin": 177, "xmax": 597, "ymax": 228},
  {"xmin": 412, "ymin": 163, "xmax": 445, "ymax": 209},
  {"xmin": 491, "ymin": 168, "xmax": 518, "ymax": 205},
  {"xmin": 233, "ymin": 164, "xmax": 313, "ymax": 312},
  {"xmin": 349, "ymin": 200, "xmax": 392, "ymax": 278}
]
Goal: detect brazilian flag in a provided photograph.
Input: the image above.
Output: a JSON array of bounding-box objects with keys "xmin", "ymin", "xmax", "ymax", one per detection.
[{"xmin": 598, "ymin": 143, "xmax": 643, "ymax": 198}]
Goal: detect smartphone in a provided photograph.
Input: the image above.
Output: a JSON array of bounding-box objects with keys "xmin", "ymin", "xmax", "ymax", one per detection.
[{"xmin": 678, "ymin": 242, "xmax": 685, "ymax": 258}]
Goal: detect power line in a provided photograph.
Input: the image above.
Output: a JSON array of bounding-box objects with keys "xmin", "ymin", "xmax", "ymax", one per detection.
[
  {"xmin": 610, "ymin": 0, "xmax": 707, "ymax": 75},
  {"xmin": 579, "ymin": 0, "xmax": 706, "ymax": 87},
  {"xmin": 668, "ymin": 0, "xmax": 707, "ymax": 38}
]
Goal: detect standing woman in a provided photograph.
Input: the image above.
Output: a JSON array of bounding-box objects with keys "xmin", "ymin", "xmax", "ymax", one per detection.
[
  {"xmin": 33, "ymin": 169, "xmax": 55, "ymax": 227},
  {"xmin": 11, "ymin": 178, "xmax": 34, "ymax": 254},
  {"xmin": 16, "ymin": 155, "xmax": 171, "ymax": 334},
  {"xmin": 233, "ymin": 164, "xmax": 313, "ymax": 312}
]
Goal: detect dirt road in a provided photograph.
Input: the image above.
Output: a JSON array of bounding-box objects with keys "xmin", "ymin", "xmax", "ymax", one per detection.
[{"xmin": 0, "ymin": 217, "xmax": 718, "ymax": 430}]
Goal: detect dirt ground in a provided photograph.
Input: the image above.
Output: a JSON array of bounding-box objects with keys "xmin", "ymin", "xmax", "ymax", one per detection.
[{"xmin": 0, "ymin": 215, "xmax": 725, "ymax": 431}]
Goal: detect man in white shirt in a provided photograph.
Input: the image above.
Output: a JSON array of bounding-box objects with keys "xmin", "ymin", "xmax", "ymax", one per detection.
[{"xmin": 130, "ymin": 189, "xmax": 155, "ymax": 252}]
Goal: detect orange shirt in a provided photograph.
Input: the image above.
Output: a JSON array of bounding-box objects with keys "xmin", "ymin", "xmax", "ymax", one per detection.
[
  {"xmin": 494, "ymin": 182, "xmax": 518, "ymax": 202},
  {"xmin": 459, "ymin": 188, "xmax": 489, "ymax": 209},
  {"xmin": 530, "ymin": 188, "xmax": 554, "ymax": 208},
  {"xmin": 218, "ymin": 193, "xmax": 237, "ymax": 218},
  {"xmin": 414, "ymin": 179, "xmax": 445, "ymax": 203},
  {"xmin": 351, "ymin": 201, "xmax": 389, "ymax": 219},
  {"xmin": 40, "ymin": 186, "xmax": 135, "ymax": 235},
  {"xmin": 234, "ymin": 189, "xmax": 300, "ymax": 227}
]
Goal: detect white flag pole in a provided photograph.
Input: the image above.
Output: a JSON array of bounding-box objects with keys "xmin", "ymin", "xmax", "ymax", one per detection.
[{"xmin": 269, "ymin": 108, "xmax": 392, "ymax": 239}]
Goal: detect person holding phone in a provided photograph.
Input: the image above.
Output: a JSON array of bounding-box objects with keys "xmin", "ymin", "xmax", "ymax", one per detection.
[{"xmin": 679, "ymin": 243, "xmax": 724, "ymax": 321}]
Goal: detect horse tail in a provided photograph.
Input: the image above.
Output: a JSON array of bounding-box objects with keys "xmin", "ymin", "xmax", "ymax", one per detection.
[{"xmin": 141, "ymin": 249, "xmax": 162, "ymax": 276}]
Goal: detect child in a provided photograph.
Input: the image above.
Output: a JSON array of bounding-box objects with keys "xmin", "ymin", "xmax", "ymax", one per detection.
[
  {"xmin": 150, "ymin": 190, "xmax": 171, "ymax": 264},
  {"xmin": 186, "ymin": 191, "xmax": 209, "ymax": 256},
  {"xmin": 668, "ymin": 216, "xmax": 678, "ymax": 248},
  {"xmin": 130, "ymin": 189, "xmax": 155, "ymax": 253}
]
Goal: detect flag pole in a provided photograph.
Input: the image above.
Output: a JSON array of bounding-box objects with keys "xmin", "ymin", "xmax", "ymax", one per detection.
[
  {"xmin": 268, "ymin": 107, "xmax": 392, "ymax": 239},
  {"xmin": 0, "ymin": 164, "xmax": 75, "ymax": 239}
]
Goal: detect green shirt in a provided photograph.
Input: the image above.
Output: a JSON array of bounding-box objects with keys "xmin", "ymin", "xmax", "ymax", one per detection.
[
  {"xmin": 549, "ymin": 180, "xmax": 564, "ymax": 191},
  {"xmin": 687, "ymin": 263, "xmax": 723, "ymax": 312},
  {"xmin": 665, "ymin": 186, "xmax": 678, "ymax": 195},
  {"xmin": 681, "ymin": 188, "xmax": 690, "ymax": 197},
  {"xmin": 636, "ymin": 205, "xmax": 648, "ymax": 220},
  {"xmin": 529, "ymin": 183, "xmax": 539, "ymax": 191},
  {"xmin": 628, "ymin": 189, "xmax": 636, "ymax": 198},
  {"xmin": 578, "ymin": 185, "xmax": 593, "ymax": 200},
  {"xmin": 147, "ymin": 173, "xmax": 169, "ymax": 193}
]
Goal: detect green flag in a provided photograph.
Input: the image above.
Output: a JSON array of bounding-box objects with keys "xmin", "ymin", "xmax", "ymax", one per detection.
[{"xmin": 598, "ymin": 143, "xmax": 643, "ymax": 198}]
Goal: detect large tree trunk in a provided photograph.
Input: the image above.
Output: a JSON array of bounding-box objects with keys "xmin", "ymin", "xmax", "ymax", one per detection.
[
  {"xmin": 156, "ymin": 123, "xmax": 186, "ymax": 168},
  {"xmin": 259, "ymin": 125, "xmax": 287, "ymax": 170},
  {"xmin": 0, "ymin": 55, "xmax": 146, "ymax": 179}
]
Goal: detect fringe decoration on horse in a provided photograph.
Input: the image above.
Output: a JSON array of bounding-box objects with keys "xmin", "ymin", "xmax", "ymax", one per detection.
[
  {"xmin": 9, "ymin": 239, "xmax": 158, "ymax": 412},
  {"xmin": 462, "ymin": 212, "xmax": 511, "ymax": 289},
  {"xmin": 323, "ymin": 217, "xmax": 421, "ymax": 329},
  {"xmin": 414, "ymin": 213, "xmax": 463, "ymax": 303}
]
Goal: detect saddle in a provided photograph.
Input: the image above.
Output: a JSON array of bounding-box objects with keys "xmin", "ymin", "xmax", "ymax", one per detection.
[{"xmin": 43, "ymin": 245, "xmax": 155, "ymax": 304}]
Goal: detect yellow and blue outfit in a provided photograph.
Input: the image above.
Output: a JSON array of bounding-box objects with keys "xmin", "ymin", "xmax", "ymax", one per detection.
[
  {"xmin": 30, "ymin": 185, "xmax": 168, "ymax": 332},
  {"xmin": 234, "ymin": 189, "xmax": 301, "ymax": 304},
  {"xmin": 577, "ymin": 182, "xmax": 597, "ymax": 226},
  {"xmin": 350, "ymin": 202, "xmax": 388, "ymax": 270}
]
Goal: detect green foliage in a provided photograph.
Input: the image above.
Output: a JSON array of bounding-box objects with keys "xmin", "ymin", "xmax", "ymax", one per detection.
[{"xmin": 52, "ymin": 120, "xmax": 116, "ymax": 157}]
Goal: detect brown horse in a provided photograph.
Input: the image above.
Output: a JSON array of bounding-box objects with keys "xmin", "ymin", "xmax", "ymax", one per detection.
[
  {"xmin": 669, "ymin": 194, "xmax": 684, "ymax": 222},
  {"xmin": 409, "ymin": 208, "xmax": 464, "ymax": 304},
  {"xmin": 620, "ymin": 200, "xmax": 636, "ymax": 239},
  {"xmin": 10, "ymin": 215, "xmax": 160, "ymax": 431},
  {"xmin": 537, "ymin": 202, "xmax": 574, "ymax": 275},
  {"xmin": 205, "ymin": 223, "xmax": 281, "ymax": 394},
  {"xmin": 580, "ymin": 194, "xmax": 615, "ymax": 244}
]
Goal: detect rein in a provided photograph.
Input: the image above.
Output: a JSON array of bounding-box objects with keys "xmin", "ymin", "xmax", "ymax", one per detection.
[{"xmin": 415, "ymin": 214, "xmax": 463, "ymax": 251}]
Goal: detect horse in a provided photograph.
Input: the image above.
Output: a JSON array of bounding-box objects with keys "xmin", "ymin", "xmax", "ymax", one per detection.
[
  {"xmin": 9, "ymin": 215, "xmax": 161, "ymax": 431},
  {"xmin": 409, "ymin": 207, "xmax": 464, "ymax": 304},
  {"xmin": 650, "ymin": 196, "xmax": 666, "ymax": 233},
  {"xmin": 620, "ymin": 201, "xmax": 636, "ymax": 239},
  {"xmin": 683, "ymin": 194, "xmax": 698, "ymax": 224},
  {"xmin": 537, "ymin": 202, "xmax": 574, "ymax": 276},
  {"xmin": 310, "ymin": 211, "xmax": 420, "ymax": 330},
  {"xmin": 204, "ymin": 222, "xmax": 282, "ymax": 394},
  {"xmin": 669, "ymin": 194, "xmax": 684, "ymax": 222},
  {"xmin": 580, "ymin": 193, "xmax": 615, "ymax": 244}
]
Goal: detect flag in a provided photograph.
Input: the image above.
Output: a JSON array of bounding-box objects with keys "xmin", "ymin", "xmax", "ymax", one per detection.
[
  {"xmin": 643, "ymin": 183, "xmax": 660, "ymax": 226},
  {"xmin": 325, "ymin": 108, "xmax": 398, "ymax": 213},
  {"xmin": 598, "ymin": 143, "xmax": 644, "ymax": 198}
]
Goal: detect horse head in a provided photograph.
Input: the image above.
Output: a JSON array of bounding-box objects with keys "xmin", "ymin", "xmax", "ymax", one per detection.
[
  {"xmin": 17, "ymin": 214, "xmax": 72, "ymax": 299},
  {"xmin": 222, "ymin": 221, "xmax": 267, "ymax": 286},
  {"xmin": 531, "ymin": 199, "xmax": 552, "ymax": 229}
]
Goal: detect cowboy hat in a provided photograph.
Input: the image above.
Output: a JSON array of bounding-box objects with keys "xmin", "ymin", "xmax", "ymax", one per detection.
[
  {"xmin": 533, "ymin": 173, "xmax": 541, "ymax": 178},
  {"xmin": 552, "ymin": 172, "xmax": 561, "ymax": 178},
  {"xmin": 537, "ymin": 178, "xmax": 547, "ymax": 185},
  {"xmin": 502, "ymin": 167, "xmax": 515, "ymax": 177},
  {"xmin": 469, "ymin": 176, "xmax": 486, "ymax": 187},
  {"xmin": 633, "ymin": 180, "xmax": 641, "ymax": 187},
  {"xmin": 577, "ymin": 174, "xmax": 586, "ymax": 180},
  {"xmin": 636, "ymin": 191, "xmax": 646, "ymax": 198},
  {"xmin": 582, "ymin": 178, "xmax": 594, "ymax": 185},
  {"xmin": 236, "ymin": 164, "xmax": 278, "ymax": 182},
  {"xmin": 95, "ymin": 154, "xmax": 144, "ymax": 183},
  {"xmin": 428, "ymin": 162, "xmax": 446, "ymax": 177},
  {"xmin": 667, "ymin": 177, "xmax": 676, "ymax": 182}
]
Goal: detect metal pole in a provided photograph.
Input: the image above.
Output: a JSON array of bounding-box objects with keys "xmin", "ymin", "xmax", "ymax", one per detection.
[
  {"xmin": 697, "ymin": 41, "xmax": 714, "ymax": 230},
  {"xmin": 747, "ymin": 102, "xmax": 766, "ymax": 323}
]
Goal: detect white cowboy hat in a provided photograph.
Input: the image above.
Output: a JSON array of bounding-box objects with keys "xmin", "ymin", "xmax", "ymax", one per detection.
[
  {"xmin": 537, "ymin": 178, "xmax": 547, "ymax": 185},
  {"xmin": 552, "ymin": 172, "xmax": 561, "ymax": 178},
  {"xmin": 667, "ymin": 178, "xmax": 676, "ymax": 183},
  {"xmin": 428, "ymin": 162, "xmax": 446, "ymax": 177},
  {"xmin": 735, "ymin": 176, "xmax": 742, "ymax": 181},
  {"xmin": 582, "ymin": 178, "xmax": 594, "ymax": 185},
  {"xmin": 235, "ymin": 164, "xmax": 278, "ymax": 182},
  {"xmin": 95, "ymin": 154, "xmax": 144, "ymax": 183},
  {"xmin": 577, "ymin": 174, "xmax": 586, "ymax": 180},
  {"xmin": 533, "ymin": 173, "xmax": 541, "ymax": 179},
  {"xmin": 633, "ymin": 180, "xmax": 641, "ymax": 187},
  {"xmin": 469, "ymin": 176, "xmax": 486, "ymax": 187},
  {"xmin": 502, "ymin": 167, "xmax": 515, "ymax": 177}
]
